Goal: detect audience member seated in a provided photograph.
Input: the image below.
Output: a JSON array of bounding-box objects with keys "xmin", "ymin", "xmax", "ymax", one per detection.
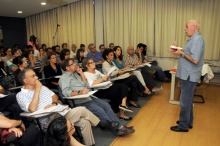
[
  {"xmin": 0, "ymin": 85, "xmax": 23, "ymax": 120},
  {"xmin": 60, "ymin": 49, "xmax": 71, "ymax": 64},
  {"xmin": 16, "ymin": 68, "xmax": 100, "ymax": 146},
  {"xmin": 54, "ymin": 45, "xmax": 61, "ymax": 63},
  {"xmin": 13, "ymin": 56, "xmax": 28, "ymax": 86},
  {"xmin": 86, "ymin": 43, "xmax": 103, "ymax": 72},
  {"xmin": 102, "ymin": 49, "xmax": 146, "ymax": 108},
  {"xmin": 136, "ymin": 43, "xmax": 170, "ymax": 82},
  {"xmin": 46, "ymin": 116, "xmax": 84, "ymax": 146},
  {"xmin": 23, "ymin": 49, "xmax": 43, "ymax": 78},
  {"xmin": 37, "ymin": 47, "xmax": 46, "ymax": 62},
  {"xmin": 43, "ymin": 53, "xmax": 62, "ymax": 89},
  {"xmin": 42, "ymin": 47, "xmax": 54, "ymax": 65},
  {"xmin": 41, "ymin": 44, "xmax": 47, "ymax": 52},
  {"xmin": 124, "ymin": 46, "xmax": 163, "ymax": 93},
  {"xmin": 62, "ymin": 43, "xmax": 68, "ymax": 49},
  {"xmin": 59, "ymin": 58, "xmax": 135, "ymax": 136},
  {"xmin": 0, "ymin": 59, "xmax": 14, "ymax": 90},
  {"xmin": 99, "ymin": 44, "xmax": 106, "ymax": 54},
  {"xmin": 0, "ymin": 46, "xmax": 5, "ymax": 57},
  {"xmin": 109, "ymin": 43, "xmax": 115, "ymax": 49},
  {"xmin": 79, "ymin": 44, "xmax": 87, "ymax": 57},
  {"xmin": 113, "ymin": 46, "xmax": 153, "ymax": 96},
  {"xmin": 82, "ymin": 57, "xmax": 133, "ymax": 120},
  {"xmin": 6, "ymin": 48, "xmax": 21, "ymax": 73},
  {"xmin": 2, "ymin": 47, "xmax": 13, "ymax": 71},
  {"xmin": 70, "ymin": 44, "xmax": 77, "ymax": 60},
  {"xmin": 0, "ymin": 114, "xmax": 44, "ymax": 146},
  {"xmin": 75, "ymin": 48, "xmax": 85, "ymax": 67}
]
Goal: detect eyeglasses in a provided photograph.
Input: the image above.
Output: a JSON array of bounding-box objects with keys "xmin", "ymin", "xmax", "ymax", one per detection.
[
  {"xmin": 88, "ymin": 61, "xmax": 94, "ymax": 64},
  {"xmin": 68, "ymin": 63, "xmax": 75, "ymax": 67}
]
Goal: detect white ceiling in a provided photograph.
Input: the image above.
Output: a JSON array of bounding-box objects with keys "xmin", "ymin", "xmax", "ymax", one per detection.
[{"xmin": 0, "ymin": 0, "xmax": 79, "ymax": 18}]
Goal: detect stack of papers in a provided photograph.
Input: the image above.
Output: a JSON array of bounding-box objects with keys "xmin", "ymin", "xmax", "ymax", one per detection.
[
  {"xmin": 29, "ymin": 105, "xmax": 69, "ymax": 116},
  {"xmin": 64, "ymin": 91, "xmax": 98, "ymax": 99},
  {"xmin": 90, "ymin": 81, "xmax": 112, "ymax": 89},
  {"xmin": 133, "ymin": 64, "xmax": 145, "ymax": 69},
  {"xmin": 122, "ymin": 68, "xmax": 135, "ymax": 73},
  {"xmin": 110, "ymin": 73, "xmax": 130, "ymax": 81}
]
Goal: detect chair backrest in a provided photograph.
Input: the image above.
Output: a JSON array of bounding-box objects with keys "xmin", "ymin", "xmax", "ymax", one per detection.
[{"xmin": 57, "ymin": 86, "xmax": 75, "ymax": 108}]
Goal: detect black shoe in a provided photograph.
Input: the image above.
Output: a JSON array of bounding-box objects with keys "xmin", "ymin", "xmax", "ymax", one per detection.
[
  {"xmin": 170, "ymin": 126, "xmax": 188, "ymax": 132},
  {"xmin": 114, "ymin": 126, "xmax": 135, "ymax": 136},
  {"xmin": 176, "ymin": 121, "xmax": 193, "ymax": 129},
  {"xmin": 99, "ymin": 121, "xmax": 119, "ymax": 130},
  {"xmin": 98, "ymin": 120, "xmax": 108, "ymax": 130}
]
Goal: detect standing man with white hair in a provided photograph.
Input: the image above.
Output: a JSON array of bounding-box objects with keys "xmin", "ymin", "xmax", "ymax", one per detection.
[{"xmin": 170, "ymin": 20, "xmax": 204, "ymax": 132}]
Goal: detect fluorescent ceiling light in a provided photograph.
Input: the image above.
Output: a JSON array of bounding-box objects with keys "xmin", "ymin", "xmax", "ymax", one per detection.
[
  {"xmin": 41, "ymin": 2, "xmax": 47, "ymax": 5},
  {"xmin": 17, "ymin": 11, "xmax": 22, "ymax": 13}
]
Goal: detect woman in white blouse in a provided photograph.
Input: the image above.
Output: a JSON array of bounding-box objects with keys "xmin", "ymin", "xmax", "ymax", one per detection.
[{"xmin": 82, "ymin": 57, "xmax": 133, "ymax": 120}]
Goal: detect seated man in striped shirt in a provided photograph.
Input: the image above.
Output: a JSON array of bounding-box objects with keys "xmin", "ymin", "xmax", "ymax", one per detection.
[{"xmin": 16, "ymin": 68, "xmax": 99, "ymax": 146}]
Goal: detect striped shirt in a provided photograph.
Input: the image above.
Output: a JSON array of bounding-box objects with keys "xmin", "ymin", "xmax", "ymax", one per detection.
[{"xmin": 16, "ymin": 86, "xmax": 59, "ymax": 125}]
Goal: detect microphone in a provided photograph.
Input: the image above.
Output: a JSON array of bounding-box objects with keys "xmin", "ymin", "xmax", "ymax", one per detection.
[{"xmin": 57, "ymin": 24, "xmax": 60, "ymax": 27}]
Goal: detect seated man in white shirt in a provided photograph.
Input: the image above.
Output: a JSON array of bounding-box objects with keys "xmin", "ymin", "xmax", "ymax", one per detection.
[{"xmin": 16, "ymin": 68, "xmax": 100, "ymax": 146}]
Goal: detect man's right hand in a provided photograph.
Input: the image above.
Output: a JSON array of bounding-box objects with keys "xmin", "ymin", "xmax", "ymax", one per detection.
[
  {"xmin": 80, "ymin": 88, "xmax": 89, "ymax": 95},
  {"xmin": 35, "ymin": 80, "xmax": 42, "ymax": 91}
]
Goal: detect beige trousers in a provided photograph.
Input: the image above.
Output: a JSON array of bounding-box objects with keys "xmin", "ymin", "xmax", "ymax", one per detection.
[{"xmin": 65, "ymin": 106, "xmax": 100, "ymax": 146}]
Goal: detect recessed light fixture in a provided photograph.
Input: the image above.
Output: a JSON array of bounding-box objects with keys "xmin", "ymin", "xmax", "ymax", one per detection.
[
  {"xmin": 17, "ymin": 11, "xmax": 22, "ymax": 14},
  {"xmin": 41, "ymin": 2, "xmax": 46, "ymax": 5}
]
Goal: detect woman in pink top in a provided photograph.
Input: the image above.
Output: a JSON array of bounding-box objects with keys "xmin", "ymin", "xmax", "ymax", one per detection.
[{"xmin": 28, "ymin": 35, "xmax": 38, "ymax": 50}]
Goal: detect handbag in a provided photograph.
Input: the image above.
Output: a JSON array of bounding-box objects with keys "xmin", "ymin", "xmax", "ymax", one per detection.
[
  {"xmin": 0, "ymin": 68, "xmax": 14, "ymax": 88},
  {"xmin": 0, "ymin": 128, "xmax": 17, "ymax": 144}
]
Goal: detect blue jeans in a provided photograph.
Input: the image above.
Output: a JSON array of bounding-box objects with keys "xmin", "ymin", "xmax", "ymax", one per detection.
[
  {"xmin": 76, "ymin": 97, "xmax": 121, "ymax": 127},
  {"xmin": 151, "ymin": 65, "xmax": 167, "ymax": 81},
  {"xmin": 179, "ymin": 78, "xmax": 197, "ymax": 130}
]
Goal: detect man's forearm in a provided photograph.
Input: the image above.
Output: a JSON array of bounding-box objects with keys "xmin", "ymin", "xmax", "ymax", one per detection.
[{"xmin": 28, "ymin": 89, "xmax": 40, "ymax": 112}]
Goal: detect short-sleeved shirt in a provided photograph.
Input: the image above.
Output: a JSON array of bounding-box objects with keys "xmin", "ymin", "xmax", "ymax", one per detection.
[
  {"xmin": 84, "ymin": 70, "xmax": 105, "ymax": 86},
  {"xmin": 59, "ymin": 71, "xmax": 92, "ymax": 105},
  {"xmin": 86, "ymin": 51, "xmax": 102, "ymax": 62},
  {"xmin": 123, "ymin": 53, "xmax": 139, "ymax": 67},
  {"xmin": 16, "ymin": 86, "xmax": 60, "ymax": 125},
  {"xmin": 176, "ymin": 32, "xmax": 205, "ymax": 82}
]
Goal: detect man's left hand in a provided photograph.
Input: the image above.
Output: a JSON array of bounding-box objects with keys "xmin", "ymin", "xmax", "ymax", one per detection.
[{"xmin": 44, "ymin": 104, "xmax": 56, "ymax": 109}]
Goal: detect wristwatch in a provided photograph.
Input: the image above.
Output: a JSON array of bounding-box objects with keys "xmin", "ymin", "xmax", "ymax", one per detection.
[{"xmin": 78, "ymin": 90, "xmax": 81, "ymax": 95}]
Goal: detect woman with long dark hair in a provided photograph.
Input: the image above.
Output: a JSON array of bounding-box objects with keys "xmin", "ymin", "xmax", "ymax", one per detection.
[
  {"xmin": 102, "ymin": 49, "xmax": 148, "ymax": 108},
  {"xmin": 28, "ymin": 35, "xmax": 38, "ymax": 50},
  {"xmin": 46, "ymin": 116, "xmax": 84, "ymax": 146},
  {"xmin": 43, "ymin": 53, "xmax": 62, "ymax": 89}
]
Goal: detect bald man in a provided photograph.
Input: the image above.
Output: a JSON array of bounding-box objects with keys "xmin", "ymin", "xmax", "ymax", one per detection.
[
  {"xmin": 170, "ymin": 20, "xmax": 204, "ymax": 132},
  {"xmin": 123, "ymin": 46, "xmax": 163, "ymax": 93}
]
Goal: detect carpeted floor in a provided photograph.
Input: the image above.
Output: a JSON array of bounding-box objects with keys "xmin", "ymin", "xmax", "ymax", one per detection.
[{"xmin": 92, "ymin": 94, "xmax": 153, "ymax": 146}]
